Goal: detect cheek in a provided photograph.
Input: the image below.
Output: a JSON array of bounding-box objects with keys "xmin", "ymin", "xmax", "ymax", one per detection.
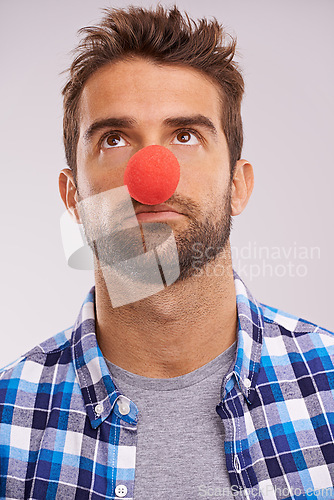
[
  {"xmin": 175, "ymin": 149, "xmax": 228, "ymax": 196},
  {"xmin": 77, "ymin": 151, "xmax": 129, "ymax": 197},
  {"xmin": 79, "ymin": 174, "xmax": 126, "ymax": 199}
]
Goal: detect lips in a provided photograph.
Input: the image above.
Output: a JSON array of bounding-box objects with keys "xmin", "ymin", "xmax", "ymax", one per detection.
[{"xmin": 135, "ymin": 204, "xmax": 181, "ymax": 215}]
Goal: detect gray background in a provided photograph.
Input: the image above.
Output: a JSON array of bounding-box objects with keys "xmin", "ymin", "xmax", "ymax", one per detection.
[{"xmin": 0, "ymin": 0, "xmax": 333, "ymax": 368}]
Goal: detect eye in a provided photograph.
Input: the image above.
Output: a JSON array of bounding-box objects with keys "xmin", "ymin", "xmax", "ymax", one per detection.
[
  {"xmin": 101, "ymin": 133, "xmax": 127, "ymax": 149},
  {"xmin": 172, "ymin": 130, "xmax": 200, "ymax": 146}
]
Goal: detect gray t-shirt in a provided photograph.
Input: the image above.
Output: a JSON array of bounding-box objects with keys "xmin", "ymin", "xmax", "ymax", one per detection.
[{"xmin": 105, "ymin": 340, "xmax": 237, "ymax": 500}]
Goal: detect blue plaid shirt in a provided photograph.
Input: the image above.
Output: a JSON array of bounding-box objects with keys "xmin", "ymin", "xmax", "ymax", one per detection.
[{"xmin": 1, "ymin": 271, "xmax": 334, "ymax": 499}]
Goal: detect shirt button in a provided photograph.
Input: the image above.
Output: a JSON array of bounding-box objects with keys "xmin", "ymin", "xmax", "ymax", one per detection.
[
  {"xmin": 234, "ymin": 454, "xmax": 241, "ymax": 473},
  {"xmin": 244, "ymin": 377, "xmax": 251, "ymax": 389},
  {"xmin": 115, "ymin": 484, "xmax": 128, "ymax": 497},
  {"xmin": 117, "ymin": 397, "xmax": 130, "ymax": 416},
  {"xmin": 95, "ymin": 403, "xmax": 103, "ymax": 416}
]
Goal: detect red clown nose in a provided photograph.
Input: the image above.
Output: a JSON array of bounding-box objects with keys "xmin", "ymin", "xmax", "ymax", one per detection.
[{"xmin": 124, "ymin": 145, "xmax": 180, "ymax": 205}]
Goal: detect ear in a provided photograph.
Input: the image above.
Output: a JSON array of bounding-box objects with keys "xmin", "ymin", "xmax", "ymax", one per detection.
[
  {"xmin": 59, "ymin": 169, "xmax": 82, "ymax": 224},
  {"xmin": 230, "ymin": 159, "xmax": 254, "ymax": 216}
]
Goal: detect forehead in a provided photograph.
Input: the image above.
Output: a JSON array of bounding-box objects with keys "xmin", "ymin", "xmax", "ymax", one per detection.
[{"xmin": 79, "ymin": 58, "xmax": 223, "ymax": 127}]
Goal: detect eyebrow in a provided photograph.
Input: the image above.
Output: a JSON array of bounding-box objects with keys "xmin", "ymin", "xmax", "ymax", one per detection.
[
  {"xmin": 164, "ymin": 115, "xmax": 218, "ymax": 141},
  {"xmin": 82, "ymin": 114, "xmax": 218, "ymax": 144}
]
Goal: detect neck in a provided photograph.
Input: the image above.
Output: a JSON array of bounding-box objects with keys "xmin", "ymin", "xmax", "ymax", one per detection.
[{"xmin": 94, "ymin": 243, "xmax": 237, "ymax": 378}]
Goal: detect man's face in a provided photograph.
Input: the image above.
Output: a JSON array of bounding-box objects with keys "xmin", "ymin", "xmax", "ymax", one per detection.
[{"xmin": 76, "ymin": 57, "xmax": 233, "ymax": 282}]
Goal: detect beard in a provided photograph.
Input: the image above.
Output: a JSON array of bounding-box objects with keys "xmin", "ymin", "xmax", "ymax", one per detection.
[
  {"xmin": 78, "ymin": 183, "xmax": 232, "ymax": 300},
  {"xmin": 167, "ymin": 188, "xmax": 232, "ymax": 282}
]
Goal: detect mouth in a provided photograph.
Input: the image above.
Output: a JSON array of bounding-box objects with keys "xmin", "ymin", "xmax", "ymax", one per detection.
[
  {"xmin": 135, "ymin": 211, "xmax": 184, "ymax": 222},
  {"xmin": 134, "ymin": 204, "xmax": 184, "ymax": 222}
]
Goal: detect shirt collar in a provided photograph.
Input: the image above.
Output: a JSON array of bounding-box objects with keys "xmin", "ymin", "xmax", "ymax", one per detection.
[
  {"xmin": 70, "ymin": 288, "xmax": 138, "ymax": 429},
  {"xmin": 71, "ymin": 270, "xmax": 264, "ymax": 427},
  {"xmin": 227, "ymin": 270, "xmax": 264, "ymax": 404}
]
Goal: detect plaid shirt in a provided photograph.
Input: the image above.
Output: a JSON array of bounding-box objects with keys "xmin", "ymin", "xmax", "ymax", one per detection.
[{"xmin": 1, "ymin": 272, "xmax": 334, "ymax": 499}]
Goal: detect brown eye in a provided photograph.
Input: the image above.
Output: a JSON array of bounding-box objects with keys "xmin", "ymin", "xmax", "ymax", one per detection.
[
  {"xmin": 102, "ymin": 133, "xmax": 127, "ymax": 149},
  {"xmin": 106, "ymin": 134, "xmax": 121, "ymax": 146},
  {"xmin": 176, "ymin": 131, "xmax": 191, "ymax": 143},
  {"xmin": 172, "ymin": 131, "xmax": 199, "ymax": 146}
]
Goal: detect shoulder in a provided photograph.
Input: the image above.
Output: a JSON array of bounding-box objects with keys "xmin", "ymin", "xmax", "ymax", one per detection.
[
  {"xmin": 259, "ymin": 302, "xmax": 334, "ymax": 358},
  {"xmin": 260, "ymin": 302, "xmax": 334, "ymax": 336},
  {"xmin": 0, "ymin": 327, "xmax": 73, "ymax": 392}
]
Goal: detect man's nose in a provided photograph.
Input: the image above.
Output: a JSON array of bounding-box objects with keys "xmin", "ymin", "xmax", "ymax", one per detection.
[{"xmin": 124, "ymin": 145, "xmax": 180, "ymax": 206}]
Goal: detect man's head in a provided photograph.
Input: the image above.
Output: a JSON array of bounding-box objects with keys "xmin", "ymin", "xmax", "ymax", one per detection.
[
  {"xmin": 62, "ymin": 4, "xmax": 244, "ymax": 186},
  {"xmin": 59, "ymin": 5, "xmax": 254, "ymax": 287}
]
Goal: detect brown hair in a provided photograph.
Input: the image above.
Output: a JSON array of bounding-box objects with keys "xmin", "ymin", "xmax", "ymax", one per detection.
[{"xmin": 62, "ymin": 4, "xmax": 244, "ymax": 184}]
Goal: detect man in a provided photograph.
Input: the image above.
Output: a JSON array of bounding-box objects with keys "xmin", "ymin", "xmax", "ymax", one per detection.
[{"xmin": 0, "ymin": 5, "xmax": 333, "ymax": 499}]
